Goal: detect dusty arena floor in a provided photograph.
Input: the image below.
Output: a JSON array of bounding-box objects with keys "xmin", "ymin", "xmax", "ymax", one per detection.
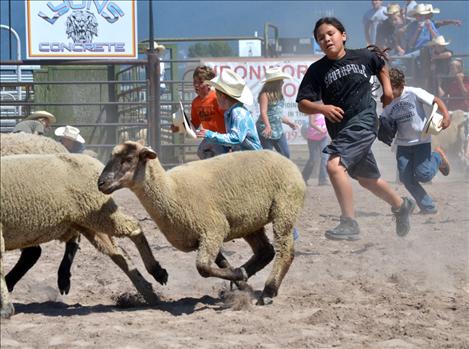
[{"xmin": 1, "ymin": 144, "xmax": 468, "ymax": 349}]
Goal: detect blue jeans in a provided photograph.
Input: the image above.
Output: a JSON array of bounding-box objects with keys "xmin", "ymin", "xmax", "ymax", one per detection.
[
  {"xmin": 397, "ymin": 143, "xmax": 442, "ymax": 211},
  {"xmin": 259, "ymin": 133, "xmax": 290, "ymax": 158},
  {"xmin": 302, "ymin": 137, "xmax": 329, "ymax": 183}
]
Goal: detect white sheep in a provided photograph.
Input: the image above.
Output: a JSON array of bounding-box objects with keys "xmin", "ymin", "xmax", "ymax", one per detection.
[
  {"xmin": 1, "ymin": 133, "xmax": 78, "ymax": 296},
  {"xmin": 98, "ymin": 141, "xmax": 306, "ymax": 305},
  {"xmin": 0, "ymin": 153, "xmax": 168, "ymax": 319}
]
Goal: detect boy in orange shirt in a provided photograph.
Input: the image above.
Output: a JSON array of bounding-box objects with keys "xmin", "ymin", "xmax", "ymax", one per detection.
[{"xmin": 190, "ymin": 66, "xmax": 228, "ymax": 158}]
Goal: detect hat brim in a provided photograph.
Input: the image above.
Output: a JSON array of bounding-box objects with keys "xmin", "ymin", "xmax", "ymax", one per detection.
[
  {"xmin": 261, "ymin": 73, "xmax": 293, "ymax": 83},
  {"xmin": 384, "ymin": 10, "xmax": 400, "ymax": 16},
  {"xmin": 209, "ymin": 80, "xmax": 253, "ymax": 105},
  {"xmin": 179, "ymin": 100, "xmax": 197, "ymax": 138},
  {"xmin": 427, "ymin": 40, "xmax": 450, "ymax": 46},
  {"xmin": 421, "ymin": 104, "xmax": 443, "ymax": 136},
  {"xmin": 55, "ymin": 127, "xmax": 86, "ymax": 143},
  {"xmin": 26, "ymin": 111, "xmax": 56, "ymax": 123}
]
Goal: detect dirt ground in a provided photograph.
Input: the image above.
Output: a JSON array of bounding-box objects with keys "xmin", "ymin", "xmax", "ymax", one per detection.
[{"xmin": 1, "ymin": 143, "xmax": 468, "ymax": 349}]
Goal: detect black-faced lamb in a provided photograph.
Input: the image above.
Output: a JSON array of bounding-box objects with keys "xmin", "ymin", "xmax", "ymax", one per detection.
[
  {"xmin": 0, "ymin": 153, "xmax": 168, "ymax": 319},
  {"xmin": 98, "ymin": 141, "xmax": 306, "ymax": 305},
  {"xmin": 1, "ymin": 133, "xmax": 79, "ymax": 295}
]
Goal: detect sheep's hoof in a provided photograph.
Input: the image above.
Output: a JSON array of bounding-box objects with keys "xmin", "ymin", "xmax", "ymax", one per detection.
[
  {"xmin": 58, "ymin": 275, "xmax": 71, "ymax": 295},
  {"xmin": 0, "ymin": 303, "xmax": 15, "ymax": 319},
  {"xmin": 256, "ymin": 296, "xmax": 273, "ymax": 306},
  {"xmin": 152, "ymin": 267, "xmax": 168, "ymax": 285}
]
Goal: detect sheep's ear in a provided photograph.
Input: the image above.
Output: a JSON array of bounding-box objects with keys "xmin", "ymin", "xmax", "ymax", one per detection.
[{"xmin": 140, "ymin": 146, "xmax": 157, "ymax": 160}]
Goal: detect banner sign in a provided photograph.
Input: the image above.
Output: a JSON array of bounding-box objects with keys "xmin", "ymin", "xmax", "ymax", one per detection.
[
  {"xmin": 202, "ymin": 58, "xmax": 319, "ymax": 144},
  {"xmin": 25, "ymin": 0, "xmax": 138, "ymax": 59}
]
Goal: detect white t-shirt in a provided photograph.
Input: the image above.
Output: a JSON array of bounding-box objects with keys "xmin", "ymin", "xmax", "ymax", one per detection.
[
  {"xmin": 381, "ymin": 86, "xmax": 435, "ymax": 146},
  {"xmin": 363, "ymin": 6, "xmax": 387, "ymax": 44}
]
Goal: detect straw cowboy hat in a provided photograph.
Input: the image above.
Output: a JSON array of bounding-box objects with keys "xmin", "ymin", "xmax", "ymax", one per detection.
[
  {"xmin": 410, "ymin": 3, "xmax": 439, "ymax": 16},
  {"xmin": 421, "ymin": 103, "xmax": 443, "ymax": 137},
  {"xmin": 261, "ymin": 67, "xmax": 293, "ymax": 83},
  {"xmin": 424, "ymin": 4, "xmax": 440, "ymax": 14},
  {"xmin": 426, "ymin": 35, "xmax": 451, "ymax": 46},
  {"xmin": 55, "ymin": 125, "xmax": 85, "ymax": 143},
  {"xmin": 209, "ymin": 68, "xmax": 253, "ymax": 105},
  {"xmin": 384, "ymin": 3, "xmax": 401, "ymax": 16},
  {"xmin": 25, "ymin": 110, "xmax": 56, "ymax": 123},
  {"xmin": 152, "ymin": 41, "xmax": 166, "ymax": 52}
]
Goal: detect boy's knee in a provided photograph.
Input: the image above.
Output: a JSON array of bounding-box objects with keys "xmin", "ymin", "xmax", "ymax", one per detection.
[{"xmin": 415, "ymin": 171, "xmax": 433, "ymax": 183}]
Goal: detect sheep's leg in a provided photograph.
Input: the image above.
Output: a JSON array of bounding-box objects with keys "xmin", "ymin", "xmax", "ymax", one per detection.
[
  {"xmin": 58, "ymin": 235, "xmax": 80, "ymax": 295},
  {"xmin": 215, "ymin": 253, "xmax": 250, "ymax": 291},
  {"xmin": 241, "ymin": 229, "xmax": 275, "ymax": 278},
  {"xmin": 259, "ymin": 221, "xmax": 295, "ymax": 305},
  {"xmin": 5, "ymin": 246, "xmax": 41, "ymax": 292},
  {"xmin": 80, "ymin": 230, "xmax": 159, "ymax": 305},
  {"xmin": 196, "ymin": 237, "xmax": 247, "ymax": 282},
  {"xmin": 1, "ymin": 227, "xmax": 15, "ymax": 319}
]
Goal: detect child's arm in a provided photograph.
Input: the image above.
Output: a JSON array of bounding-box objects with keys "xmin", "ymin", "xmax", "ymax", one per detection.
[
  {"xmin": 376, "ymin": 66, "xmax": 394, "ymax": 107},
  {"xmin": 298, "ymin": 100, "xmax": 344, "ymax": 123},
  {"xmin": 433, "ymin": 96, "xmax": 451, "ymax": 129},
  {"xmin": 281, "ymin": 116, "xmax": 298, "ymax": 130}
]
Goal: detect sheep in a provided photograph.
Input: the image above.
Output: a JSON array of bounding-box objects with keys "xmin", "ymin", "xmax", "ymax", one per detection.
[
  {"xmin": 97, "ymin": 141, "xmax": 306, "ymax": 305},
  {"xmin": 0, "ymin": 153, "xmax": 168, "ymax": 319},
  {"xmin": 431, "ymin": 110, "xmax": 467, "ymax": 162},
  {"xmin": 0, "ymin": 133, "xmax": 78, "ymax": 296}
]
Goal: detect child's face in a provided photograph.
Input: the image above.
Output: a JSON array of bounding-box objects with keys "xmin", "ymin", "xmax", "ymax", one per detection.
[
  {"xmin": 316, "ymin": 23, "xmax": 346, "ymax": 59},
  {"xmin": 449, "ymin": 61, "xmax": 462, "ymax": 76},
  {"xmin": 193, "ymin": 78, "xmax": 211, "ymax": 97},
  {"xmin": 392, "ymin": 84, "xmax": 404, "ymax": 98}
]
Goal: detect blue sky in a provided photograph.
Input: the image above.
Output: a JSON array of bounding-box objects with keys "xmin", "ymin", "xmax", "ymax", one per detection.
[{"xmin": 1, "ymin": 1, "xmax": 468, "ymax": 60}]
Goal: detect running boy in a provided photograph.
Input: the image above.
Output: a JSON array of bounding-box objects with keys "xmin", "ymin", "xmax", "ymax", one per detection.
[
  {"xmin": 379, "ymin": 67, "xmax": 451, "ymax": 214},
  {"xmin": 296, "ymin": 17, "xmax": 415, "ymax": 241}
]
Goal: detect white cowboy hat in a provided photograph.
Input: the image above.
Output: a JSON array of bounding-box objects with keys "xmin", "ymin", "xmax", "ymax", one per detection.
[
  {"xmin": 426, "ymin": 35, "xmax": 450, "ymax": 46},
  {"xmin": 209, "ymin": 69, "xmax": 253, "ymax": 105},
  {"xmin": 172, "ymin": 100, "xmax": 196, "ymax": 138},
  {"xmin": 421, "ymin": 103, "xmax": 443, "ymax": 137},
  {"xmin": 25, "ymin": 110, "xmax": 56, "ymax": 123},
  {"xmin": 424, "ymin": 4, "xmax": 440, "ymax": 14},
  {"xmin": 384, "ymin": 3, "xmax": 401, "ymax": 16},
  {"xmin": 409, "ymin": 3, "xmax": 431, "ymax": 16},
  {"xmin": 261, "ymin": 67, "xmax": 293, "ymax": 83},
  {"xmin": 55, "ymin": 125, "xmax": 85, "ymax": 143}
]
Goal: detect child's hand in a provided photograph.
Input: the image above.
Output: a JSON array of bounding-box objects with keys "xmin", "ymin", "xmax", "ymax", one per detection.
[
  {"xmin": 196, "ymin": 126, "xmax": 207, "ymax": 138},
  {"xmin": 288, "ymin": 122, "xmax": 299, "ymax": 130},
  {"xmin": 321, "ymin": 105, "xmax": 344, "ymax": 123},
  {"xmin": 262, "ymin": 124, "xmax": 272, "ymax": 137},
  {"xmin": 441, "ymin": 116, "xmax": 451, "ymax": 129}
]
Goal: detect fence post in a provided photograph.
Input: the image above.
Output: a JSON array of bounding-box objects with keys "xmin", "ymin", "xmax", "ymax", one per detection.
[{"xmin": 147, "ymin": 51, "xmax": 161, "ymax": 153}]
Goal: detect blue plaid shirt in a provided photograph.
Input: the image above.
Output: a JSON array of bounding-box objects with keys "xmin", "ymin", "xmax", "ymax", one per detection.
[{"xmin": 204, "ymin": 102, "xmax": 262, "ymax": 151}]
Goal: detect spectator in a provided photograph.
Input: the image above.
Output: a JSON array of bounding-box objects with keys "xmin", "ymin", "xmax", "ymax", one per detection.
[
  {"xmin": 403, "ymin": 0, "xmax": 418, "ymax": 24},
  {"xmin": 256, "ymin": 67, "xmax": 298, "ymax": 158},
  {"xmin": 12, "ymin": 110, "xmax": 56, "ymax": 135},
  {"xmin": 55, "ymin": 125, "xmax": 86, "ymax": 153},
  {"xmin": 403, "ymin": 3, "xmax": 440, "ymax": 54},
  {"xmin": 363, "ymin": 0, "xmax": 388, "ymax": 45},
  {"xmin": 376, "ymin": 3, "xmax": 405, "ymax": 55},
  {"xmin": 439, "ymin": 59, "xmax": 469, "ymax": 113},
  {"xmin": 302, "ymin": 113, "xmax": 330, "ymax": 186},
  {"xmin": 422, "ymin": 35, "xmax": 453, "ymax": 93}
]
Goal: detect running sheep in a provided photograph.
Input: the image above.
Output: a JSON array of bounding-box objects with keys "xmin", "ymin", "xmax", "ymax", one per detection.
[
  {"xmin": 0, "ymin": 153, "xmax": 168, "ymax": 319},
  {"xmin": 98, "ymin": 141, "xmax": 306, "ymax": 305}
]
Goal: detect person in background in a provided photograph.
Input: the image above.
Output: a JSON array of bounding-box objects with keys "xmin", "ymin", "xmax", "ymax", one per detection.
[
  {"xmin": 297, "ymin": 17, "xmax": 415, "ymax": 241},
  {"xmin": 439, "ymin": 58, "xmax": 469, "ymax": 113},
  {"xmin": 378, "ymin": 68, "xmax": 451, "ymax": 214},
  {"xmin": 376, "ymin": 3, "xmax": 405, "ymax": 56},
  {"xmin": 12, "ymin": 110, "xmax": 56, "ymax": 135},
  {"xmin": 55, "ymin": 125, "xmax": 86, "ymax": 153},
  {"xmin": 363, "ymin": 0, "xmax": 388, "ymax": 45},
  {"xmin": 256, "ymin": 67, "xmax": 298, "ymax": 158},
  {"xmin": 403, "ymin": 0, "xmax": 418, "ymax": 25},
  {"xmin": 302, "ymin": 113, "xmax": 330, "ymax": 186},
  {"xmin": 196, "ymin": 68, "xmax": 261, "ymax": 152},
  {"xmin": 422, "ymin": 35, "xmax": 453, "ymax": 93}
]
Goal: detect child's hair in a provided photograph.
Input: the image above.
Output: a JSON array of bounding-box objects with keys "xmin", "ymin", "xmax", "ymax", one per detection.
[
  {"xmin": 258, "ymin": 80, "xmax": 284, "ymax": 103},
  {"xmin": 313, "ymin": 17, "xmax": 346, "ymax": 44},
  {"xmin": 450, "ymin": 58, "xmax": 464, "ymax": 74},
  {"xmin": 367, "ymin": 45, "xmax": 390, "ymax": 62},
  {"xmin": 389, "ymin": 67, "xmax": 405, "ymax": 88},
  {"xmin": 193, "ymin": 65, "xmax": 216, "ymax": 82}
]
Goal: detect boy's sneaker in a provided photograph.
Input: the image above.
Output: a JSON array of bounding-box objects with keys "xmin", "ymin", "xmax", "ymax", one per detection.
[
  {"xmin": 392, "ymin": 197, "xmax": 416, "ymax": 237},
  {"xmin": 434, "ymin": 147, "xmax": 450, "ymax": 176},
  {"xmin": 419, "ymin": 207, "xmax": 438, "ymax": 215},
  {"xmin": 325, "ymin": 216, "xmax": 360, "ymax": 241}
]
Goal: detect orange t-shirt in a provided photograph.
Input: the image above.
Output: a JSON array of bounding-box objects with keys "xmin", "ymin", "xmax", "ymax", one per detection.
[{"xmin": 191, "ymin": 90, "xmax": 225, "ymax": 133}]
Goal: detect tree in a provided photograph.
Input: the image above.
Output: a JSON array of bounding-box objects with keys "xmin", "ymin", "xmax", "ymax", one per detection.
[{"xmin": 187, "ymin": 41, "xmax": 234, "ymax": 58}]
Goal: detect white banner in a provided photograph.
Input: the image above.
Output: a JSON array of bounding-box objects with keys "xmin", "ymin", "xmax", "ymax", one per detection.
[
  {"xmin": 25, "ymin": 0, "xmax": 137, "ymax": 59},
  {"xmin": 202, "ymin": 58, "xmax": 319, "ymax": 144}
]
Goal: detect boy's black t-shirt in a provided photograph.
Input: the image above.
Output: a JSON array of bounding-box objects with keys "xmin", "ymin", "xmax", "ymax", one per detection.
[{"xmin": 296, "ymin": 48, "xmax": 385, "ymax": 137}]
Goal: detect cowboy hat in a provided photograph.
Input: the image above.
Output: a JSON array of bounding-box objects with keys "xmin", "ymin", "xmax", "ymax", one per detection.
[
  {"xmin": 409, "ymin": 3, "xmax": 431, "ymax": 16},
  {"xmin": 261, "ymin": 67, "xmax": 293, "ymax": 83},
  {"xmin": 426, "ymin": 35, "xmax": 450, "ymax": 46},
  {"xmin": 421, "ymin": 103, "xmax": 443, "ymax": 137},
  {"xmin": 384, "ymin": 3, "xmax": 401, "ymax": 16},
  {"xmin": 172, "ymin": 100, "xmax": 196, "ymax": 138},
  {"xmin": 55, "ymin": 125, "xmax": 85, "ymax": 143},
  {"xmin": 25, "ymin": 110, "xmax": 56, "ymax": 123},
  {"xmin": 209, "ymin": 69, "xmax": 253, "ymax": 105},
  {"xmin": 424, "ymin": 4, "xmax": 440, "ymax": 14}
]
